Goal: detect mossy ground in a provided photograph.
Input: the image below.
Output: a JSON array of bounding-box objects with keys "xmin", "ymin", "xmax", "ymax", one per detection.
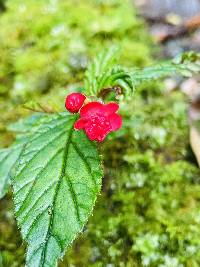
[{"xmin": 0, "ymin": 1, "xmax": 200, "ymax": 266}]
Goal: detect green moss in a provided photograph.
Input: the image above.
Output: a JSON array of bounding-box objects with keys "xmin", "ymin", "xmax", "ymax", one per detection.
[
  {"xmin": 0, "ymin": 0, "xmax": 152, "ymax": 101},
  {"xmin": 0, "ymin": 192, "xmax": 25, "ymax": 267}
]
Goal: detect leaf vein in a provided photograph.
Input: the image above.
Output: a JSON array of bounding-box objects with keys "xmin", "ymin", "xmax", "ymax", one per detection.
[
  {"xmin": 39, "ymin": 120, "xmax": 76, "ymax": 266},
  {"xmin": 16, "ymin": 128, "xmax": 66, "ymax": 178},
  {"xmin": 20, "ymin": 180, "xmax": 58, "ymax": 229},
  {"xmin": 72, "ymin": 142, "xmax": 98, "ymax": 188},
  {"xmin": 16, "ymin": 145, "xmax": 64, "ymax": 217}
]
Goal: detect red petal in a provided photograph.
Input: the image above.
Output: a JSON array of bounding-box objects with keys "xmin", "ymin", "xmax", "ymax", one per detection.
[
  {"xmin": 80, "ymin": 102, "xmax": 104, "ymax": 117},
  {"xmin": 74, "ymin": 118, "xmax": 85, "ymax": 130},
  {"xmin": 108, "ymin": 114, "xmax": 122, "ymax": 131},
  {"xmin": 103, "ymin": 103, "xmax": 119, "ymax": 115}
]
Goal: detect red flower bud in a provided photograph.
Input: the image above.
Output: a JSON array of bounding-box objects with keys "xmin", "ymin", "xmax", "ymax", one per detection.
[
  {"xmin": 65, "ymin": 93, "xmax": 86, "ymax": 113},
  {"xmin": 74, "ymin": 101, "xmax": 122, "ymax": 142}
]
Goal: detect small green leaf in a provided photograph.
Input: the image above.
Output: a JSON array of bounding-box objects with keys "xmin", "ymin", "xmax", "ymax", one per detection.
[
  {"xmin": 12, "ymin": 112, "xmax": 103, "ymax": 267},
  {"xmin": 84, "ymin": 46, "xmax": 119, "ymax": 95},
  {"xmin": 97, "ymin": 66, "xmax": 135, "ymax": 97}
]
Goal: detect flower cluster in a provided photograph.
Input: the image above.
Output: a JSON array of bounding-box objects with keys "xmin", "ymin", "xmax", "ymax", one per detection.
[{"xmin": 65, "ymin": 93, "xmax": 122, "ymax": 142}]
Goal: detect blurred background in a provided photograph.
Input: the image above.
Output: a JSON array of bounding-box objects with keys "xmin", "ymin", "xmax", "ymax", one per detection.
[{"xmin": 0, "ymin": 0, "xmax": 200, "ymax": 266}]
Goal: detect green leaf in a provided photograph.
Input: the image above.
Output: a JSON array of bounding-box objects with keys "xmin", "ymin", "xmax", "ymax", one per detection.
[
  {"xmin": 8, "ymin": 113, "xmax": 53, "ymax": 138},
  {"xmin": 12, "ymin": 112, "xmax": 103, "ymax": 267},
  {"xmin": 0, "ymin": 144, "xmax": 23, "ymax": 199},
  {"xmin": 131, "ymin": 52, "xmax": 200, "ymax": 84},
  {"xmin": 0, "ymin": 113, "xmax": 52, "ymax": 199},
  {"xmin": 126, "ymin": 52, "xmax": 200, "ymax": 97},
  {"xmin": 84, "ymin": 46, "xmax": 120, "ymax": 96},
  {"xmin": 95, "ymin": 65, "xmax": 135, "ymax": 98},
  {"xmin": 85, "ymin": 50, "xmax": 200, "ymax": 98}
]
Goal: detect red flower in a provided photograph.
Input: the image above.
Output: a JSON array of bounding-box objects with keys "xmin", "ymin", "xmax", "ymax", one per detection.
[
  {"xmin": 74, "ymin": 102, "xmax": 122, "ymax": 142},
  {"xmin": 65, "ymin": 93, "xmax": 86, "ymax": 113}
]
